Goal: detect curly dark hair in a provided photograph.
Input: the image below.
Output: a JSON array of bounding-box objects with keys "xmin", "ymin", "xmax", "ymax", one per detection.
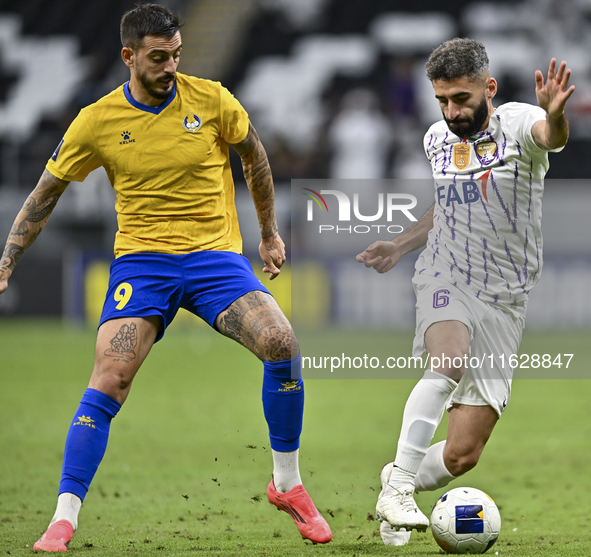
[
  {"xmin": 426, "ymin": 38, "xmax": 489, "ymax": 82},
  {"xmin": 120, "ymin": 3, "xmax": 183, "ymax": 49}
]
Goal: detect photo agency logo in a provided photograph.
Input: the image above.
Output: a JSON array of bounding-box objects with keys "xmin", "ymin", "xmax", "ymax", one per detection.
[{"xmin": 303, "ymin": 187, "xmax": 418, "ymax": 234}]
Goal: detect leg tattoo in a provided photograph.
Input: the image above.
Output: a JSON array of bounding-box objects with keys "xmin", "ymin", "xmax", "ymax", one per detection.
[{"xmin": 104, "ymin": 323, "xmax": 138, "ymax": 363}]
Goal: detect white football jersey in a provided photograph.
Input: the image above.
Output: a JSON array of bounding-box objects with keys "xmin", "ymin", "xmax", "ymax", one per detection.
[{"xmin": 416, "ymin": 102, "xmax": 556, "ymax": 315}]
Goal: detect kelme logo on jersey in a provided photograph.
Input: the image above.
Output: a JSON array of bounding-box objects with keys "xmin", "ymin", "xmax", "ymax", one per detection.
[
  {"xmin": 453, "ymin": 143, "xmax": 471, "ymax": 170},
  {"xmin": 120, "ymin": 131, "xmax": 135, "ymax": 145},
  {"xmin": 183, "ymin": 111, "xmax": 202, "ymax": 133},
  {"xmin": 475, "ymin": 141, "xmax": 498, "ymax": 165}
]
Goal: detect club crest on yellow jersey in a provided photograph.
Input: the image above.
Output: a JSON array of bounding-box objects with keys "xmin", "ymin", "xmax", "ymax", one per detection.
[
  {"xmin": 183, "ymin": 111, "xmax": 202, "ymax": 133},
  {"xmin": 453, "ymin": 143, "xmax": 471, "ymax": 170}
]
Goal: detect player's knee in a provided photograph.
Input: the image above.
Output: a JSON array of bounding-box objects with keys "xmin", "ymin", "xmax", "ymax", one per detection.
[
  {"xmin": 430, "ymin": 348, "xmax": 468, "ymax": 378},
  {"xmin": 263, "ymin": 324, "xmax": 298, "ymax": 362},
  {"xmin": 90, "ymin": 361, "xmax": 136, "ymax": 401},
  {"xmin": 444, "ymin": 446, "xmax": 482, "ymax": 476}
]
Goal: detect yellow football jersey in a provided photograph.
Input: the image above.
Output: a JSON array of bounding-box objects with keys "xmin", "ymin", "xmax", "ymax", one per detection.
[{"xmin": 47, "ymin": 73, "xmax": 249, "ymax": 257}]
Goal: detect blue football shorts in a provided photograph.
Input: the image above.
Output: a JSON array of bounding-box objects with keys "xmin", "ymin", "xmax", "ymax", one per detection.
[{"xmin": 99, "ymin": 251, "xmax": 271, "ymax": 341}]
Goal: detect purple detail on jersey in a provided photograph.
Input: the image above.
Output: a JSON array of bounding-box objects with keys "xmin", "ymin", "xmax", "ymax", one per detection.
[
  {"xmin": 511, "ymin": 163, "xmax": 519, "ymax": 232},
  {"xmin": 478, "ymin": 187, "xmax": 499, "ymax": 239},
  {"xmin": 498, "ymin": 130, "xmax": 507, "ymax": 166},
  {"xmin": 530, "ymin": 233, "xmax": 542, "ymax": 284},
  {"xmin": 522, "ymin": 228, "xmax": 529, "ymax": 284},
  {"xmin": 419, "ymin": 268, "xmax": 426, "ymax": 274},
  {"xmin": 516, "ymin": 139, "xmax": 522, "ymax": 157},
  {"xmin": 491, "ymin": 172, "xmax": 518, "ymax": 233},
  {"xmin": 476, "ymin": 290, "xmax": 481, "ymax": 298},
  {"xmin": 427, "ymin": 133, "xmax": 436, "ymax": 155},
  {"xmin": 527, "ymin": 159, "xmax": 534, "ymax": 223},
  {"xmin": 465, "ymin": 238, "xmax": 472, "ymax": 285},
  {"xmin": 434, "ymin": 271, "xmax": 441, "ymax": 277},
  {"xmin": 441, "ymin": 133, "xmax": 451, "ymax": 175},
  {"xmin": 493, "ymin": 293, "xmax": 499, "ymax": 303},
  {"xmin": 467, "ymin": 202, "xmax": 472, "ymax": 235},
  {"xmin": 481, "ymin": 239, "xmax": 490, "ymax": 291},
  {"xmin": 504, "ymin": 239, "xmax": 523, "ymax": 288},
  {"xmin": 447, "ymin": 248, "xmax": 465, "ymax": 276},
  {"xmin": 489, "ymin": 251, "xmax": 511, "ymax": 293},
  {"xmin": 450, "ymin": 190, "xmax": 457, "ymax": 241}
]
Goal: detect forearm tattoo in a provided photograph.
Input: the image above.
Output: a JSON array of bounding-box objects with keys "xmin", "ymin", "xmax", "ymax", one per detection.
[
  {"xmin": 104, "ymin": 322, "xmax": 138, "ymax": 363},
  {"xmin": 0, "ymin": 243, "xmax": 24, "ymax": 272},
  {"xmin": 216, "ymin": 291, "xmax": 296, "ymax": 361},
  {"xmin": 234, "ymin": 125, "xmax": 278, "ymax": 239},
  {"xmin": 0, "ymin": 171, "xmax": 67, "ymax": 273}
]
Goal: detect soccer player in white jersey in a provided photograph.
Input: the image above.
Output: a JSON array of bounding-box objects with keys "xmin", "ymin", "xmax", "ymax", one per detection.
[{"xmin": 356, "ymin": 38, "xmax": 574, "ymax": 546}]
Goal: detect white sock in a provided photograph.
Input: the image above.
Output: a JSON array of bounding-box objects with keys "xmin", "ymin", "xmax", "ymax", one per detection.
[
  {"xmin": 415, "ymin": 441, "xmax": 456, "ymax": 492},
  {"xmin": 272, "ymin": 449, "xmax": 302, "ymax": 493},
  {"xmin": 387, "ymin": 370, "xmax": 456, "ymax": 491},
  {"xmin": 49, "ymin": 493, "xmax": 82, "ymax": 531}
]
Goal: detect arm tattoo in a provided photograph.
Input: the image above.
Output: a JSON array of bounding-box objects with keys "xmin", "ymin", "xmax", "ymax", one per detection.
[
  {"xmin": 0, "ymin": 170, "xmax": 68, "ymax": 273},
  {"xmin": 23, "ymin": 194, "xmax": 60, "ymax": 223},
  {"xmin": 232, "ymin": 124, "xmax": 278, "ymax": 239},
  {"xmin": 0, "ymin": 243, "xmax": 24, "ymax": 272}
]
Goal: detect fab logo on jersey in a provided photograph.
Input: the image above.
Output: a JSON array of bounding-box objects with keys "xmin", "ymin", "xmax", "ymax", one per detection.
[
  {"xmin": 183, "ymin": 111, "xmax": 202, "ymax": 133},
  {"xmin": 436, "ymin": 170, "xmax": 491, "ymax": 208}
]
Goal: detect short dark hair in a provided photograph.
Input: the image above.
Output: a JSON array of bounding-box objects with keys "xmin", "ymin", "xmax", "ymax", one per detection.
[
  {"xmin": 426, "ymin": 38, "xmax": 489, "ymax": 82},
  {"xmin": 120, "ymin": 3, "xmax": 183, "ymax": 49}
]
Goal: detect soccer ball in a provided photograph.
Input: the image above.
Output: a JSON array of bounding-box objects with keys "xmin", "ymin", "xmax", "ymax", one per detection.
[{"xmin": 430, "ymin": 487, "xmax": 501, "ymax": 554}]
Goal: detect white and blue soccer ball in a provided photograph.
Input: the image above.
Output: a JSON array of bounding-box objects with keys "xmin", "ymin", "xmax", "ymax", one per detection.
[{"xmin": 430, "ymin": 487, "xmax": 501, "ymax": 554}]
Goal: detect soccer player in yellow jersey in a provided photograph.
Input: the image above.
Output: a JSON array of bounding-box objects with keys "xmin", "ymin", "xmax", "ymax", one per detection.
[{"xmin": 0, "ymin": 4, "xmax": 331, "ymax": 551}]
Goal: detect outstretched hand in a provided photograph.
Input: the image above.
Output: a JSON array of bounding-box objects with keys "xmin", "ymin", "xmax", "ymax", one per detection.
[
  {"xmin": 259, "ymin": 234, "xmax": 286, "ymax": 280},
  {"xmin": 355, "ymin": 241, "xmax": 402, "ymax": 274},
  {"xmin": 535, "ymin": 59, "xmax": 575, "ymax": 119}
]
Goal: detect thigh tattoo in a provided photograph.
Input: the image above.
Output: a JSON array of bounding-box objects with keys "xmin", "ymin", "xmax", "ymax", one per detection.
[{"xmin": 217, "ymin": 291, "xmax": 296, "ymax": 361}]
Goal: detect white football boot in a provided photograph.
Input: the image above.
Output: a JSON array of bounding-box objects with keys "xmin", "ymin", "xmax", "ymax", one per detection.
[
  {"xmin": 380, "ymin": 521, "xmax": 411, "ymax": 546},
  {"xmin": 376, "ymin": 462, "xmax": 429, "ymax": 533}
]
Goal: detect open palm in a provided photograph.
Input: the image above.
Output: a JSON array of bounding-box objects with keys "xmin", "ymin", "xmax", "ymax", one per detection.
[{"xmin": 535, "ymin": 58, "xmax": 575, "ymax": 118}]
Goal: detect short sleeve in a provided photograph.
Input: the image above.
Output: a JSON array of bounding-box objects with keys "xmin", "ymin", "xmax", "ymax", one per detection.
[
  {"xmin": 46, "ymin": 109, "xmax": 102, "ymax": 182},
  {"xmin": 218, "ymin": 84, "xmax": 249, "ymax": 144},
  {"xmin": 502, "ymin": 103, "xmax": 561, "ymax": 153}
]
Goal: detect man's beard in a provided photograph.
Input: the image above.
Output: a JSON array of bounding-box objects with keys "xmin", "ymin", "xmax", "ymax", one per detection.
[
  {"xmin": 140, "ymin": 72, "xmax": 176, "ymax": 100},
  {"xmin": 444, "ymin": 96, "xmax": 489, "ymax": 139}
]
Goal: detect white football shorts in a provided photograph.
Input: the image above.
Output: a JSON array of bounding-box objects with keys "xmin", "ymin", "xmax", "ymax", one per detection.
[{"xmin": 411, "ymin": 274, "xmax": 526, "ymax": 417}]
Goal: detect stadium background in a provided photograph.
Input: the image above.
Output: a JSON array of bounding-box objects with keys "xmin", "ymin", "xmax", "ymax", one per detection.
[
  {"xmin": 1, "ymin": 1, "xmax": 591, "ymax": 555},
  {"xmin": 0, "ymin": 0, "xmax": 589, "ymax": 328}
]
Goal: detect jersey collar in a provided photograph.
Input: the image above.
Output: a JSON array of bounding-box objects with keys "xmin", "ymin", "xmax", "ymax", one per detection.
[{"xmin": 123, "ymin": 81, "xmax": 177, "ymax": 114}]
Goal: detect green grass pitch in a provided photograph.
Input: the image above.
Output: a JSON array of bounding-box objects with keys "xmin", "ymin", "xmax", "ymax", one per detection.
[{"xmin": 1, "ymin": 319, "xmax": 590, "ymax": 556}]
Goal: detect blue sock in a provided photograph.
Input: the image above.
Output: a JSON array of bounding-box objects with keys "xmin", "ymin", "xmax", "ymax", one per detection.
[
  {"xmin": 59, "ymin": 388, "xmax": 121, "ymax": 501},
  {"xmin": 262, "ymin": 354, "xmax": 304, "ymax": 452}
]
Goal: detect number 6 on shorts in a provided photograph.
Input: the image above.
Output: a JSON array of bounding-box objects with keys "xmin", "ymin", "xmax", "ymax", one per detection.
[
  {"xmin": 433, "ymin": 289, "xmax": 450, "ymax": 308},
  {"xmin": 114, "ymin": 282, "xmax": 133, "ymax": 310}
]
